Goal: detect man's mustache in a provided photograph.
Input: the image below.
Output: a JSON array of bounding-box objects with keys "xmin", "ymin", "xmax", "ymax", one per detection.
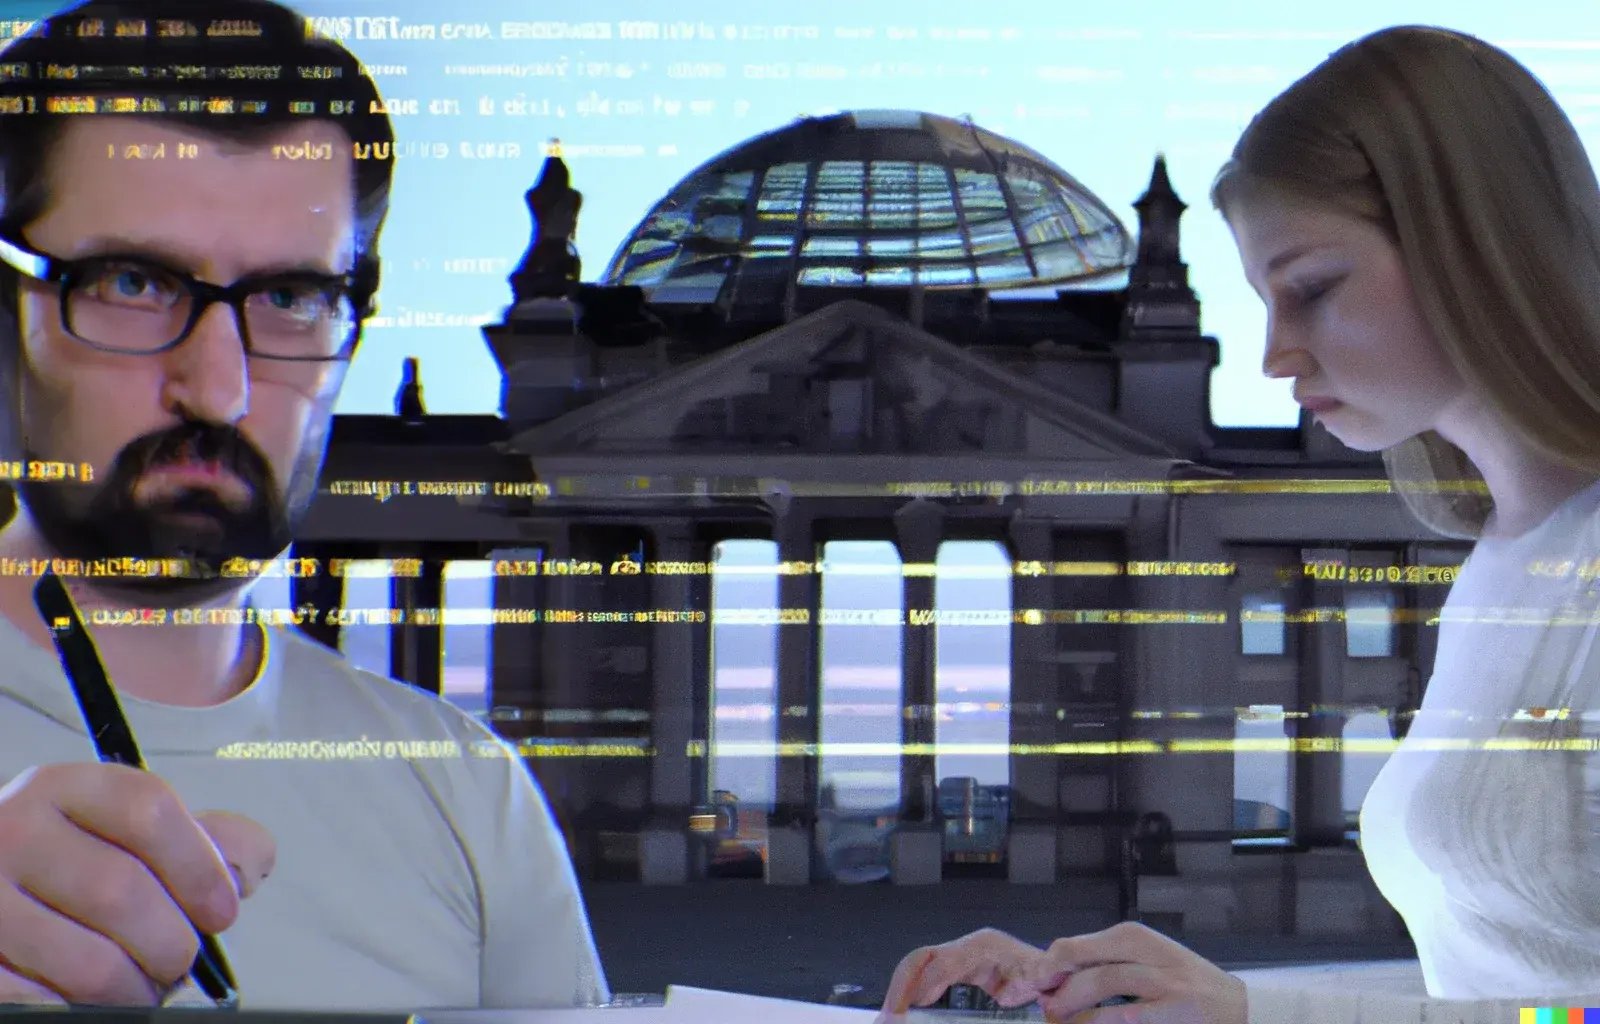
[
  {"xmin": 14, "ymin": 419, "xmax": 295, "ymax": 596},
  {"xmin": 115, "ymin": 422, "xmax": 270, "ymax": 494}
]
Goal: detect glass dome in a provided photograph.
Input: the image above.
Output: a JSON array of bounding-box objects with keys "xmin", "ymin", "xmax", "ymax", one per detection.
[{"xmin": 602, "ymin": 110, "xmax": 1134, "ymax": 302}]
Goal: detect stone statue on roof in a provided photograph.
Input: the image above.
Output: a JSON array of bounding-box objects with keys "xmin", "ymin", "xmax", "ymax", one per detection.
[{"xmin": 508, "ymin": 139, "xmax": 583, "ymax": 305}]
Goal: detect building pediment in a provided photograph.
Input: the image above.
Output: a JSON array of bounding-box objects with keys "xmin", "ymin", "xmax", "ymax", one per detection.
[{"xmin": 509, "ymin": 299, "xmax": 1178, "ymax": 462}]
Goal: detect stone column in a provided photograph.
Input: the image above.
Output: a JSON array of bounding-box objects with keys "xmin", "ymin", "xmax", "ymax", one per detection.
[
  {"xmin": 289, "ymin": 542, "xmax": 343, "ymax": 650},
  {"xmin": 1295, "ymin": 547, "xmax": 1348, "ymax": 849},
  {"xmin": 535, "ymin": 528, "xmax": 582, "ymax": 828},
  {"xmin": 487, "ymin": 547, "xmax": 544, "ymax": 713},
  {"xmin": 767, "ymin": 498, "xmax": 820, "ymax": 885},
  {"xmin": 517, "ymin": 530, "xmax": 585, "ymax": 873},
  {"xmin": 1007, "ymin": 515, "xmax": 1058, "ymax": 883},
  {"xmin": 539, "ymin": 528, "xmax": 580, "ymax": 718},
  {"xmin": 890, "ymin": 499, "xmax": 944, "ymax": 885},
  {"xmin": 640, "ymin": 522, "xmax": 704, "ymax": 884},
  {"xmin": 390, "ymin": 555, "xmax": 444, "ymax": 696}
]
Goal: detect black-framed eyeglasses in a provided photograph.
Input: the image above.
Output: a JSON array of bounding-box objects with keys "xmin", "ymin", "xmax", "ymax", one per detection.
[{"xmin": 0, "ymin": 233, "xmax": 368, "ymax": 362}]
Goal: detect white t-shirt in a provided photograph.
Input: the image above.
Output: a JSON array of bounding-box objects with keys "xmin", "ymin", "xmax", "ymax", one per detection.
[
  {"xmin": 1244, "ymin": 478, "xmax": 1600, "ymax": 1021},
  {"xmin": 0, "ymin": 616, "xmax": 609, "ymax": 1012}
]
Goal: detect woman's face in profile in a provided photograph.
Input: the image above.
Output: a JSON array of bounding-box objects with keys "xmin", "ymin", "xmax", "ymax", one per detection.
[{"xmin": 1227, "ymin": 195, "xmax": 1467, "ymax": 451}]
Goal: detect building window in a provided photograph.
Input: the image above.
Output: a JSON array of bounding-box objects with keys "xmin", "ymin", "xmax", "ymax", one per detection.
[
  {"xmin": 933, "ymin": 540, "xmax": 1012, "ymax": 788},
  {"xmin": 934, "ymin": 540, "xmax": 1013, "ymax": 868},
  {"xmin": 818, "ymin": 540, "xmax": 904, "ymax": 813},
  {"xmin": 1240, "ymin": 592, "xmax": 1287, "ymax": 655},
  {"xmin": 817, "ymin": 540, "xmax": 903, "ymax": 883},
  {"xmin": 1342, "ymin": 709, "xmax": 1394, "ymax": 838},
  {"xmin": 705, "ymin": 540, "xmax": 780, "ymax": 878},
  {"xmin": 442, "ymin": 560, "xmax": 494, "ymax": 719},
  {"xmin": 707, "ymin": 540, "xmax": 780, "ymax": 808},
  {"xmin": 337, "ymin": 559, "xmax": 395, "ymax": 677},
  {"xmin": 1345, "ymin": 589, "xmax": 1396, "ymax": 658},
  {"xmin": 1233, "ymin": 704, "xmax": 1291, "ymax": 847}
]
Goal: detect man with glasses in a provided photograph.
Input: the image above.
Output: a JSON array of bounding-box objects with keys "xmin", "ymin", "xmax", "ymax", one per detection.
[{"xmin": 0, "ymin": 0, "xmax": 608, "ymax": 1012}]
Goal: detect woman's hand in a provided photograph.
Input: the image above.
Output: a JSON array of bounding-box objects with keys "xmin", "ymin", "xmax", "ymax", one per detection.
[{"xmin": 876, "ymin": 921, "xmax": 1247, "ymax": 1024}]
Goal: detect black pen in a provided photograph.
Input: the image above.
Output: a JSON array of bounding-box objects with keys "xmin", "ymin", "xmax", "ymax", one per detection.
[{"xmin": 32, "ymin": 571, "xmax": 240, "ymax": 1009}]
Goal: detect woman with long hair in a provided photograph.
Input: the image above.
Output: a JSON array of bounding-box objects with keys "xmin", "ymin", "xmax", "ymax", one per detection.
[{"xmin": 877, "ymin": 26, "xmax": 1600, "ymax": 1023}]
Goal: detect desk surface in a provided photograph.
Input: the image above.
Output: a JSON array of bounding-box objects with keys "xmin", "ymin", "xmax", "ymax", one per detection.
[
  {"xmin": 420, "ymin": 987, "xmax": 1040, "ymax": 1024},
  {"xmin": 0, "ymin": 985, "xmax": 1028, "ymax": 1023},
  {"xmin": 425, "ymin": 987, "xmax": 874, "ymax": 1024},
  {"xmin": 1231, "ymin": 958, "xmax": 1425, "ymax": 994}
]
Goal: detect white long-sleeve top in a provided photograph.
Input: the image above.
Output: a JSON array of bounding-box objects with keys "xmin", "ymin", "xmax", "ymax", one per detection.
[{"xmin": 1244, "ymin": 478, "xmax": 1600, "ymax": 1021}]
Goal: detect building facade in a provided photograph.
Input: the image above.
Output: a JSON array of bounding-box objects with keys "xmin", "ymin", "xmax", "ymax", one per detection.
[{"xmin": 288, "ymin": 112, "xmax": 1468, "ymax": 944}]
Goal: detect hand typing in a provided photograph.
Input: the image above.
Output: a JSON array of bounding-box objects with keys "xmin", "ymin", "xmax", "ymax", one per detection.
[{"xmin": 877, "ymin": 922, "xmax": 1247, "ymax": 1024}]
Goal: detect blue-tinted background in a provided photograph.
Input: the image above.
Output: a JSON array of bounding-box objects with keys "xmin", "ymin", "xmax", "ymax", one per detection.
[
  {"xmin": 7, "ymin": 0, "xmax": 1595, "ymax": 425},
  {"xmin": 3, "ymin": 0, "xmax": 1587, "ymax": 830}
]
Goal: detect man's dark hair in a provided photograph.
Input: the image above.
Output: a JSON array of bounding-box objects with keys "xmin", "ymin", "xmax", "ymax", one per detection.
[
  {"xmin": 0, "ymin": 0, "xmax": 396, "ymax": 314},
  {"xmin": 0, "ymin": 0, "xmax": 396, "ymax": 518}
]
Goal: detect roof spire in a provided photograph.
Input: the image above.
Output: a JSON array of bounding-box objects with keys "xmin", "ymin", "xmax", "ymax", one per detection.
[
  {"xmin": 395, "ymin": 356, "xmax": 425, "ymax": 420},
  {"xmin": 1131, "ymin": 153, "xmax": 1188, "ymax": 266},
  {"xmin": 1121, "ymin": 154, "xmax": 1200, "ymax": 339}
]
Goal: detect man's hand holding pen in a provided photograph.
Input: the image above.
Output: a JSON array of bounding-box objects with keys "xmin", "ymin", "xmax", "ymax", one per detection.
[{"xmin": 0, "ymin": 762, "xmax": 274, "ymax": 1005}]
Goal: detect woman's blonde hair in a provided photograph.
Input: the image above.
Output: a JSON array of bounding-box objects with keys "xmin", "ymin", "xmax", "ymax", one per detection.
[{"xmin": 1211, "ymin": 26, "xmax": 1600, "ymax": 538}]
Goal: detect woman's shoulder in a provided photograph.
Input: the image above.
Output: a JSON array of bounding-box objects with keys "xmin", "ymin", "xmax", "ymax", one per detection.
[
  {"xmin": 1461, "ymin": 480, "xmax": 1600, "ymax": 592},
  {"xmin": 1520, "ymin": 476, "xmax": 1600, "ymax": 556}
]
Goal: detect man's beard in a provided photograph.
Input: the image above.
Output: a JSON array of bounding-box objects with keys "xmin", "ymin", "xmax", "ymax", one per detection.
[{"xmin": 17, "ymin": 420, "xmax": 309, "ymax": 605}]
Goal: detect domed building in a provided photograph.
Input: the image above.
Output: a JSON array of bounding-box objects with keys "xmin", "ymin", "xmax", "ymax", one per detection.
[
  {"xmin": 602, "ymin": 110, "xmax": 1135, "ymax": 303},
  {"xmin": 294, "ymin": 109, "xmax": 1441, "ymax": 970}
]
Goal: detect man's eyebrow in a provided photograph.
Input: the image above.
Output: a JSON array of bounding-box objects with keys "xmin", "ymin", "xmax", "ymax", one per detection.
[{"xmin": 69, "ymin": 235, "xmax": 346, "ymax": 278}]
